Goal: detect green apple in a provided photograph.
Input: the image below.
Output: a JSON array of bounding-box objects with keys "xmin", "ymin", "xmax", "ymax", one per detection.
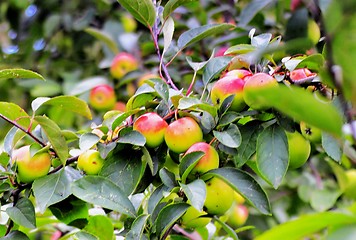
[
  {"xmin": 300, "ymin": 121, "xmax": 322, "ymax": 144},
  {"xmin": 204, "ymin": 177, "xmax": 234, "ymax": 215},
  {"xmin": 164, "ymin": 117, "xmax": 203, "ymax": 153},
  {"xmin": 308, "ymin": 19, "xmax": 320, "ymax": 45},
  {"xmin": 185, "ymin": 142, "xmax": 219, "ymax": 176},
  {"xmin": 12, "ymin": 146, "xmax": 51, "ymax": 183},
  {"xmin": 110, "ymin": 52, "xmax": 139, "ymax": 79},
  {"xmin": 181, "ymin": 206, "xmax": 211, "ymax": 229},
  {"xmin": 77, "ymin": 150, "xmax": 104, "ymax": 175},
  {"xmin": 226, "ymin": 203, "xmax": 249, "ymax": 229},
  {"xmin": 210, "ymin": 75, "xmax": 247, "ymax": 112},
  {"xmin": 286, "ymin": 131, "xmax": 311, "ymax": 169},
  {"xmin": 344, "ymin": 169, "xmax": 356, "ymax": 200},
  {"xmin": 89, "ymin": 84, "xmax": 116, "ymax": 111},
  {"xmin": 120, "ymin": 13, "xmax": 137, "ymax": 33},
  {"xmin": 243, "ymin": 73, "xmax": 278, "ymax": 110},
  {"xmin": 133, "ymin": 112, "xmax": 168, "ymax": 148},
  {"xmin": 233, "ymin": 191, "xmax": 245, "ymax": 204}
]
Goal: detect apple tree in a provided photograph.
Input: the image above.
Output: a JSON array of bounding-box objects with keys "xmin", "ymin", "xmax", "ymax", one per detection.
[{"xmin": 0, "ymin": 0, "xmax": 356, "ymax": 239}]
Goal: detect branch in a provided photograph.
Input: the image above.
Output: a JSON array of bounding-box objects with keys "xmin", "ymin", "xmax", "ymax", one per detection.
[{"xmin": 0, "ymin": 114, "xmax": 46, "ymax": 148}]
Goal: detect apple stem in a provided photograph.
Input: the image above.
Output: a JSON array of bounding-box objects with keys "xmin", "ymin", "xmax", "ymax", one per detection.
[{"xmin": 0, "ymin": 114, "xmax": 46, "ymax": 148}]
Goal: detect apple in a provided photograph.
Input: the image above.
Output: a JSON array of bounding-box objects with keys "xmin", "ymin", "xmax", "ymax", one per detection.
[
  {"xmin": 290, "ymin": 68, "xmax": 316, "ymax": 82},
  {"xmin": 164, "ymin": 117, "xmax": 203, "ymax": 153},
  {"xmin": 308, "ymin": 19, "xmax": 320, "ymax": 45},
  {"xmin": 110, "ymin": 52, "xmax": 139, "ymax": 79},
  {"xmin": 89, "ymin": 84, "xmax": 116, "ymax": 111},
  {"xmin": 204, "ymin": 177, "xmax": 234, "ymax": 215},
  {"xmin": 12, "ymin": 146, "xmax": 51, "ymax": 183},
  {"xmin": 184, "ymin": 142, "xmax": 219, "ymax": 176},
  {"xmin": 77, "ymin": 149, "xmax": 104, "ymax": 175},
  {"xmin": 120, "ymin": 13, "xmax": 137, "ymax": 33},
  {"xmin": 226, "ymin": 204, "xmax": 249, "ymax": 229},
  {"xmin": 210, "ymin": 75, "xmax": 246, "ymax": 112},
  {"xmin": 233, "ymin": 191, "xmax": 245, "ymax": 204},
  {"xmin": 300, "ymin": 121, "xmax": 322, "ymax": 144},
  {"xmin": 181, "ymin": 206, "xmax": 211, "ymax": 229},
  {"xmin": 113, "ymin": 101, "xmax": 126, "ymax": 112},
  {"xmin": 215, "ymin": 46, "xmax": 229, "ymax": 57},
  {"xmin": 133, "ymin": 112, "xmax": 168, "ymax": 148},
  {"xmin": 223, "ymin": 69, "xmax": 253, "ymax": 80},
  {"xmin": 286, "ymin": 131, "xmax": 311, "ymax": 169},
  {"xmin": 344, "ymin": 169, "xmax": 356, "ymax": 200},
  {"xmin": 243, "ymin": 73, "xmax": 278, "ymax": 110}
]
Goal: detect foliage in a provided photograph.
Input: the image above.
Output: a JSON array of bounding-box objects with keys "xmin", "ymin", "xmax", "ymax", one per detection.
[{"xmin": 0, "ymin": 0, "xmax": 356, "ymax": 239}]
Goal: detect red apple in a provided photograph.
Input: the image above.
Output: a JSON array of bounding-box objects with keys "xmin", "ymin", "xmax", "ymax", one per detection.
[
  {"xmin": 110, "ymin": 52, "xmax": 139, "ymax": 79},
  {"xmin": 185, "ymin": 142, "xmax": 219, "ymax": 176},
  {"xmin": 290, "ymin": 68, "xmax": 316, "ymax": 82},
  {"xmin": 164, "ymin": 117, "xmax": 203, "ymax": 153},
  {"xmin": 133, "ymin": 112, "xmax": 168, "ymax": 148},
  {"xmin": 89, "ymin": 84, "xmax": 116, "ymax": 111}
]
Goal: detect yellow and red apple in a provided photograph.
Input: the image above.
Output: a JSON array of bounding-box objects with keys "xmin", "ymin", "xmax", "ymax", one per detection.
[
  {"xmin": 164, "ymin": 117, "xmax": 203, "ymax": 153},
  {"xmin": 12, "ymin": 146, "xmax": 51, "ymax": 183},
  {"xmin": 133, "ymin": 112, "xmax": 168, "ymax": 148},
  {"xmin": 185, "ymin": 142, "xmax": 219, "ymax": 176},
  {"xmin": 89, "ymin": 84, "xmax": 116, "ymax": 111},
  {"xmin": 110, "ymin": 52, "xmax": 139, "ymax": 79},
  {"xmin": 226, "ymin": 203, "xmax": 249, "ymax": 229},
  {"xmin": 77, "ymin": 149, "xmax": 104, "ymax": 175}
]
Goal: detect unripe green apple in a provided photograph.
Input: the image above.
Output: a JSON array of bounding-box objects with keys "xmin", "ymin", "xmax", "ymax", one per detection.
[
  {"xmin": 233, "ymin": 191, "xmax": 245, "ymax": 204},
  {"xmin": 204, "ymin": 177, "xmax": 234, "ymax": 215},
  {"xmin": 226, "ymin": 204, "xmax": 249, "ymax": 229},
  {"xmin": 133, "ymin": 112, "xmax": 168, "ymax": 148},
  {"xmin": 185, "ymin": 142, "xmax": 219, "ymax": 176},
  {"xmin": 343, "ymin": 169, "xmax": 356, "ymax": 200},
  {"xmin": 243, "ymin": 73, "xmax": 278, "ymax": 110},
  {"xmin": 164, "ymin": 117, "xmax": 203, "ymax": 153},
  {"xmin": 77, "ymin": 150, "xmax": 104, "ymax": 175},
  {"xmin": 89, "ymin": 84, "xmax": 116, "ymax": 111},
  {"xmin": 12, "ymin": 146, "xmax": 51, "ymax": 183},
  {"xmin": 210, "ymin": 75, "xmax": 246, "ymax": 112},
  {"xmin": 120, "ymin": 13, "xmax": 137, "ymax": 33},
  {"xmin": 286, "ymin": 131, "xmax": 311, "ymax": 169},
  {"xmin": 110, "ymin": 52, "xmax": 139, "ymax": 79},
  {"xmin": 300, "ymin": 121, "xmax": 322, "ymax": 144},
  {"xmin": 181, "ymin": 206, "xmax": 211, "ymax": 229},
  {"xmin": 308, "ymin": 19, "xmax": 320, "ymax": 45}
]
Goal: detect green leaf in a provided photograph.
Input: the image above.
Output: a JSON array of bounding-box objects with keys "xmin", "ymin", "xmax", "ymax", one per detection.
[
  {"xmin": 155, "ymin": 202, "xmax": 190, "ymax": 239},
  {"xmin": 179, "ymin": 151, "xmax": 205, "ymax": 184},
  {"xmin": 213, "ymin": 217, "xmax": 239, "ymax": 240},
  {"xmin": 180, "ymin": 179, "xmax": 206, "ymax": 211},
  {"xmin": 72, "ymin": 175, "xmax": 136, "ymax": 217},
  {"xmin": 148, "ymin": 184, "xmax": 171, "ymax": 215},
  {"xmin": 35, "ymin": 96, "xmax": 92, "ymax": 119},
  {"xmin": 33, "ymin": 167, "xmax": 81, "ymax": 213},
  {"xmin": 1, "ymin": 230, "xmax": 30, "ymax": 240},
  {"xmin": 235, "ymin": 121, "xmax": 262, "ymax": 167},
  {"xmin": 159, "ymin": 168, "xmax": 177, "ymax": 188},
  {"xmin": 161, "ymin": 16, "xmax": 175, "ymax": 61},
  {"xmin": 3, "ymin": 126, "xmax": 26, "ymax": 155},
  {"xmin": 310, "ymin": 189, "xmax": 341, "ymax": 212},
  {"xmin": 111, "ymin": 109, "xmax": 141, "ymax": 130},
  {"xmin": 126, "ymin": 214, "xmax": 150, "ymax": 240},
  {"xmin": 225, "ymin": 44, "xmax": 256, "ymax": 55},
  {"xmin": 100, "ymin": 149, "xmax": 144, "ymax": 196},
  {"xmin": 238, "ymin": 0, "xmax": 273, "ymax": 27},
  {"xmin": 296, "ymin": 54, "xmax": 325, "ymax": 71},
  {"xmin": 74, "ymin": 231, "xmax": 98, "ymax": 240},
  {"xmin": 255, "ymin": 84, "xmax": 343, "ymax": 137},
  {"xmin": 255, "ymin": 212, "xmax": 356, "ymax": 240},
  {"xmin": 149, "ymin": 78, "xmax": 170, "ymax": 104},
  {"xmin": 256, "ymin": 124, "xmax": 288, "ymax": 189},
  {"xmin": 34, "ymin": 115, "xmax": 68, "ymax": 165},
  {"xmin": 6, "ymin": 198, "xmax": 36, "ymax": 229},
  {"xmin": 79, "ymin": 133, "xmax": 100, "ymax": 152},
  {"xmin": 327, "ymin": 225, "xmax": 356, "ymax": 240},
  {"xmin": 0, "ymin": 68, "xmax": 45, "ymax": 81},
  {"xmin": 84, "ymin": 27, "xmax": 119, "ymax": 54},
  {"xmin": 217, "ymin": 112, "xmax": 243, "ymax": 128},
  {"xmin": 202, "ymin": 167, "xmax": 271, "ymax": 215},
  {"xmin": 69, "ymin": 76, "xmax": 108, "ymax": 95},
  {"xmin": 116, "ymin": 0, "xmax": 156, "ymax": 27},
  {"xmin": 49, "ymin": 196, "xmax": 89, "ymax": 225},
  {"xmin": 177, "ymin": 23, "xmax": 235, "ymax": 50},
  {"xmin": 202, "ymin": 56, "xmax": 233, "ymax": 85},
  {"xmin": 0, "ymin": 102, "xmax": 31, "ymax": 129},
  {"xmin": 84, "ymin": 215, "xmax": 114, "ymax": 240},
  {"xmin": 117, "ymin": 130, "xmax": 146, "ymax": 146},
  {"xmin": 322, "ymin": 132, "xmax": 342, "ymax": 163},
  {"xmin": 178, "ymin": 97, "xmax": 217, "ymax": 117},
  {"xmin": 163, "ymin": 0, "xmax": 198, "ymax": 19},
  {"xmin": 213, "ymin": 124, "xmax": 241, "ymax": 148},
  {"xmin": 126, "ymin": 93, "xmax": 156, "ymax": 111}
]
